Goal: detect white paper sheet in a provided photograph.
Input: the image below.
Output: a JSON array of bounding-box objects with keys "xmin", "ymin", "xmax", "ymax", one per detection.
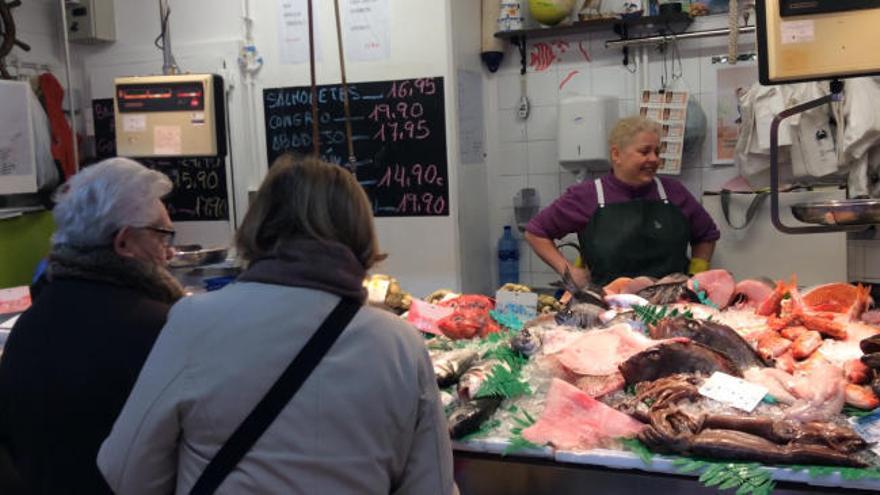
[
  {"xmin": 457, "ymin": 70, "xmax": 485, "ymax": 164},
  {"xmin": 343, "ymin": 0, "xmax": 390, "ymax": 62},
  {"xmin": 278, "ymin": 0, "xmax": 322, "ymax": 64}
]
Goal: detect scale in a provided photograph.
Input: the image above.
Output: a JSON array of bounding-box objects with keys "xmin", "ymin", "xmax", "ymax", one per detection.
[{"xmin": 756, "ymin": 0, "xmax": 880, "ymax": 233}]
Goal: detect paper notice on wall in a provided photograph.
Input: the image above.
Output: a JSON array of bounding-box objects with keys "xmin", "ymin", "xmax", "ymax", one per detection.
[
  {"xmin": 639, "ymin": 90, "xmax": 688, "ymax": 175},
  {"xmin": 343, "ymin": 0, "xmax": 390, "ymax": 62},
  {"xmin": 457, "ymin": 70, "xmax": 485, "ymax": 164},
  {"xmin": 0, "ymin": 80, "xmax": 37, "ymax": 194},
  {"xmin": 278, "ymin": 0, "xmax": 322, "ymax": 64},
  {"xmin": 153, "ymin": 126, "xmax": 182, "ymax": 155}
]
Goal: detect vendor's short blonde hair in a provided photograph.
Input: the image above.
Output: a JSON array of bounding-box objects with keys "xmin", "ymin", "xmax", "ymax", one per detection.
[
  {"xmin": 236, "ymin": 153, "xmax": 385, "ymax": 269},
  {"xmin": 608, "ymin": 116, "xmax": 662, "ymax": 155}
]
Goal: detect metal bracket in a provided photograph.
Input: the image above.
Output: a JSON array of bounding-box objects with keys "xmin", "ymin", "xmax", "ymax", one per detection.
[
  {"xmin": 769, "ymin": 80, "xmax": 862, "ymax": 234},
  {"xmin": 514, "ymin": 35, "xmax": 527, "ymax": 75}
]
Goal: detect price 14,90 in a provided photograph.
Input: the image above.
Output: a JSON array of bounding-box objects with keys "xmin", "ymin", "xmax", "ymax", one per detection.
[{"xmin": 377, "ymin": 163, "xmax": 444, "ymax": 189}]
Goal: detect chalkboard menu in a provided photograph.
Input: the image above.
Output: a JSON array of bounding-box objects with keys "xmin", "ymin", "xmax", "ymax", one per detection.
[
  {"xmin": 263, "ymin": 77, "xmax": 449, "ymax": 217},
  {"xmin": 92, "ymin": 99, "xmax": 116, "ymax": 160},
  {"xmin": 91, "ymin": 99, "xmax": 229, "ymax": 222}
]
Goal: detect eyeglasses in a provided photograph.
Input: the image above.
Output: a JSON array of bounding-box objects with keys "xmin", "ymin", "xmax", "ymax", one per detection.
[{"xmin": 142, "ymin": 226, "xmax": 176, "ymax": 246}]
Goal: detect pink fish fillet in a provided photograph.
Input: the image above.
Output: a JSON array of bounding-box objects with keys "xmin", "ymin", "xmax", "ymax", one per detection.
[
  {"xmin": 522, "ymin": 378, "xmax": 644, "ymax": 451},
  {"xmin": 688, "ymin": 269, "xmax": 736, "ymax": 309},
  {"xmin": 732, "ymin": 279, "xmax": 774, "ymax": 309},
  {"xmin": 556, "ymin": 324, "xmax": 660, "ymax": 376}
]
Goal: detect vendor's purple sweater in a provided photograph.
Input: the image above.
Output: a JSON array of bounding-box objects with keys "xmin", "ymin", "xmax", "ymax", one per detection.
[{"xmin": 526, "ymin": 174, "xmax": 720, "ymax": 244}]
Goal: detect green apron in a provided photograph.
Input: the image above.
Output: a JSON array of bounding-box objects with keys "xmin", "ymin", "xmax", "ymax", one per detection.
[{"xmin": 578, "ymin": 177, "xmax": 690, "ymax": 286}]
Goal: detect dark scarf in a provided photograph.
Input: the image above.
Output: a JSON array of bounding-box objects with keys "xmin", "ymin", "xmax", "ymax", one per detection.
[
  {"xmin": 237, "ymin": 239, "xmax": 367, "ymax": 302},
  {"xmin": 48, "ymin": 244, "xmax": 185, "ymax": 304}
]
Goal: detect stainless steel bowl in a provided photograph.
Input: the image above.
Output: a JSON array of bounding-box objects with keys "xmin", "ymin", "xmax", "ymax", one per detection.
[
  {"xmin": 170, "ymin": 245, "xmax": 230, "ymax": 268},
  {"xmin": 791, "ymin": 198, "xmax": 880, "ymax": 226}
]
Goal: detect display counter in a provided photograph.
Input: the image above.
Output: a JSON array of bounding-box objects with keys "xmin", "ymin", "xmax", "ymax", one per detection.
[{"xmin": 452, "ymin": 440, "xmax": 880, "ymax": 494}]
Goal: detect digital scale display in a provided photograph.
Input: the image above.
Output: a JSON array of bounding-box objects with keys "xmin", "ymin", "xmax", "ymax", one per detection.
[
  {"xmin": 780, "ymin": 0, "xmax": 880, "ymax": 17},
  {"xmin": 117, "ymin": 81, "xmax": 205, "ymax": 113}
]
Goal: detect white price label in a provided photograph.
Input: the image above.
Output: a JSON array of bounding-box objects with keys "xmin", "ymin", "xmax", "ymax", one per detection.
[
  {"xmin": 495, "ymin": 290, "xmax": 538, "ymax": 322},
  {"xmin": 780, "ymin": 20, "xmax": 815, "ymax": 44},
  {"xmin": 365, "ymin": 278, "xmax": 390, "ymax": 305},
  {"xmin": 698, "ymin": 372, "xmax": 768, "ymax": 413},
  {"xmin": 122, "ymin": 114, "xmax": 146, "ymax": 132}
]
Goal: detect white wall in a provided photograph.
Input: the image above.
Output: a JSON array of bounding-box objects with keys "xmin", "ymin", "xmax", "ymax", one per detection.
[
  {"xmin": 482, "ymin": 16, "xmax": 857, "ymax": 287},
  {"xmin": 71, "ymin": 0, "xmax": 466, "ymax": 297},
  {"xmin": 12, "ymin": 3, "xmax": 880, "ymax": 293}
]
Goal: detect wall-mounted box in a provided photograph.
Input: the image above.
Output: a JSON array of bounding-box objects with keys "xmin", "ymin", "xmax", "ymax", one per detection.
[{"xmin": 66, "ymin": 0, "xmax": 115, "ymax": 44}]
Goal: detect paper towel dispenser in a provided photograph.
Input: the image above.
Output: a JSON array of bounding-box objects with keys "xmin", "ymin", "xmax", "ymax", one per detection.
[{"xmin": 557, "ymin": 96, "xmax": 618, "ymax": 175}]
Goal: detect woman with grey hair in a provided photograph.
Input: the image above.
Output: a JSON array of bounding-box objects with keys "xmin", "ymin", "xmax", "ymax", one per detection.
[
  {"xmin": 98, "ymin": 154, "xmax": 456, "ymax": 495},
  {"xmin": 0, "ymin": 157, "xmax": 184, "ymax": 494}
]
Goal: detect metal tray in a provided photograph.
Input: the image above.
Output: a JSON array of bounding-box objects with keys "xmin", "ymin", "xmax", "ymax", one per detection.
[
  {"xmin": 791, "ymin": 198, "xmax": 880, "ymax": 226},
  {"xmin": 169, "ymin": 245, "xmax": 229, "ymax": 268}
]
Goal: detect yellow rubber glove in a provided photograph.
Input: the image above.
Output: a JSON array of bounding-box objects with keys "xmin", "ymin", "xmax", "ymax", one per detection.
[{"xmin": 688, "ymin": 257, "xmax": 710, "ymax": 275}]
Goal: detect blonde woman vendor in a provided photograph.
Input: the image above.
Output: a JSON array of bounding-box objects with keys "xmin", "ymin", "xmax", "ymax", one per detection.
[{"xmin": 525, "ymin": 116, "xmax": 720, "ymax": 287}]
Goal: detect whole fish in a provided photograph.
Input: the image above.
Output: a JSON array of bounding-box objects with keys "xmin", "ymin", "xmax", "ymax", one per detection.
[
  {"xmin": 447, "ymin": 396, "xmax": 503, "ymax": 439},
  {"xmin": 650, "ymin": 317, "xmax": 772, "ymax": 369},
  {"xmin": 510, "ymin": 328, "xmax": 541, "ymax": 357},
  {"xmin": 554, "ymin": 302, "xmax": 605, "ymax": 329},
  {"xmin": 457, "ymin": 359, "xmax": 509, "ymax": 401},
  {"xmin": 433, "ymin": 349, "xmax": 479, "ymax": 388},
  {"xmin": 619, "ymin": 341, "xmax": 742, "ymax": 385}
]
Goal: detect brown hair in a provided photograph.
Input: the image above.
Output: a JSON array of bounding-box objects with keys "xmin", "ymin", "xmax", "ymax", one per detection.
[
  {"xmin": 608, "ymin": 116, "xmax": 662, "ymax": 156},
  {"xmin": 236, "ymin": 153, "xmax": 385, "ymax": 268}
]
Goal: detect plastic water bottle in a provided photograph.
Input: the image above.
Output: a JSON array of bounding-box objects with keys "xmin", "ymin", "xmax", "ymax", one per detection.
[{"xmin": 497, "ymin": 225, "xmax": 520, "ymax": 286}]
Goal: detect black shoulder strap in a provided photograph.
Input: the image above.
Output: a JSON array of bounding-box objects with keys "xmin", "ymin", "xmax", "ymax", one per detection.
[{"xmin": 190, "ymin": 297, "xmax": 361, "ymax": 495}]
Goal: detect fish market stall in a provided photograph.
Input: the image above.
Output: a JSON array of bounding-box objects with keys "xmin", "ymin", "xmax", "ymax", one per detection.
[{"xmin": 411, "ymin": 273, "xmax": 880, "ymax": 495}]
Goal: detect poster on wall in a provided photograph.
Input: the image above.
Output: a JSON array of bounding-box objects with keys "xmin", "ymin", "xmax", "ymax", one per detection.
[
  {"xmin": 457, "ymin": 69, "xmax": 485, "ymax": 165},
  {"xmin": 278, "ymin": 0, "xmax": 322, "ymax": 64},
  {"xmin": 639, "ymin": 90, "xmax": 688, "ymax": 175},
  {"xmin": 714, "ymin": 62, "xmax": 758, "ymax": 164},
  {"xmin": 343, "ymin": 0, "xmax": 390, "ymax": 62},
  {"xmin": 0, "ymin": 80, "xmax": 38, "ymax": 195}
]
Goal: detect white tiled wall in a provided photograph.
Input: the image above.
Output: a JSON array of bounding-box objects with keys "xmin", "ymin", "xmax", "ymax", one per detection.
[
  {"xmin": 484, "ymin": 16, "xmax": 877, "ymax": 288},
  {"xmin": 485, "ymin": 17, "xmax": 880, "ymax": 288}
]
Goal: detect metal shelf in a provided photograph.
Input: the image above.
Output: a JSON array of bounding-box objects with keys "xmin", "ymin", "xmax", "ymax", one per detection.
[{"xmin": 494, "ymin": 12, "xmax": 693, "ymax": 41}]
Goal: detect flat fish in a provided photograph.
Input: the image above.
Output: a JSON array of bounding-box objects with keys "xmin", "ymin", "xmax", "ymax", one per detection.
[
  {"xmin": 650, "ymin": 317, "xmax": 771, "ymax": 369},
  {"xmin": 619, "ymin": 341, "xmax": 742, "ymax": 385}
]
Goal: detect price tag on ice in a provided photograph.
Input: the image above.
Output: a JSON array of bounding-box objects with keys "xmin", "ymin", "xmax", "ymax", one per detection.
[
  {"xmin": 406, "ymin": 299, "xmax": 454, "ymax": 336},
  {"xmin": 495, "ymin": 290, "xmax": 538, "ymax": 322},
  {"xmin": 364, "ymin": 278, "xmax": 391, "ymax": 305},
  {"xmin": 698, "ymin": 372, "xmax": 769, "ymax": 413}
]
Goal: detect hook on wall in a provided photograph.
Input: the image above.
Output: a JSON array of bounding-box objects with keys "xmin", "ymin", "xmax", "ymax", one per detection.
[{"xmin": 515, "ymin": 35, "xmax": 527, "ymax": 75}]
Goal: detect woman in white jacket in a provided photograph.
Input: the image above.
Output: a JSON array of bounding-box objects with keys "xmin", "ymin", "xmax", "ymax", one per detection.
[{"xmin": 98, "ymin": 154, "xmax": 457, "ymax": 495}]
